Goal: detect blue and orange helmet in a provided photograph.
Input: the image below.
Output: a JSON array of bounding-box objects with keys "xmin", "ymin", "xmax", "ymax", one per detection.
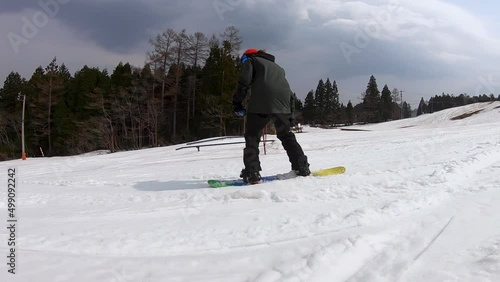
[{"xmin": 241, "ymin": 48, "xmax": 259, "ymax": 64}]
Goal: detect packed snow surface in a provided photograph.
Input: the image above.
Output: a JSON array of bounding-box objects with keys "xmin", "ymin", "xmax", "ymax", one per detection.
[{"xmin": 1, "ymin": 102, "xmax": 500, "ymax": 282}]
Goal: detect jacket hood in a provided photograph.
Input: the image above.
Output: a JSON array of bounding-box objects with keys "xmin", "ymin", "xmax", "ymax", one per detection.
[{"xmin": 255, "ymin": 51, "xmax": 275, "ymax": 62}]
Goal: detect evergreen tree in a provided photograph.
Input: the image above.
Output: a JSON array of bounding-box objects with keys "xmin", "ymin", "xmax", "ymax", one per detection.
[
  {"xmin": 314, "ymin": 79, "xmax": 326, "ymax": 123},
  {"xmin": 303, "ymin": 90, "xmax": 316, "ymax": 124},
  {"xmin": 0, "ymin": 72, "xmax": 27, "ymax": 158},
  {"xmin": 391, "ymin": 88, "xmax": 402, "ymax": 119},
  {"xmin": 59, "ymin": 64, "xmax": 72, "ymax": 82},
  {"xmin": 323, "ymin": 79, "xmax": 334, "ymax": 123},
  {"xmin": 346, "ymin": 101, "xmax": 354, "ymax": 125},
  {"xmin": 332, "ymin": 81, "xmax": 340, "ymax": 109},
  {"xmin": 402, "ymin": 102, "xmax": 412, "ymax": 118},
  {"xmin": 0, "ymin": 72, "xmax": 25, "ymax": 113},
  {"xmin": 380, "ymin": 84, "xmax": 393, "ymax": 121},
  {"xmin": 457, "ymin": 94, "xmax": 466, "ymax": 106},
  {"xmin": 110, "ymin": 62, "xmax": 139, "ymax": 150},
  {"xmin": 65, "ymin": 66, "xmax": 112, "ymax": 153},
  {"xmin": 220, "ymin": 40, "xmax": 240, "ymax": 95},
  {"xmin": 292, "ymin": 93, "xmax": 304, "ymax": 112},
  {"xmin": 111, "ymin": 62, "xmax": 133, "ymax": 88},
  {"xmin": 428, "ymin": 97, "xmax": 435, "ymax": 113},
  {"xmin": 324, "ymin": 79, "xmax": 340, "ymax": 124},
  {"xmin": 338, "ymin": 103, "xmax": 346, "ymax": 126},
  {"xmin": 417, "ymin": 97, "xmax": 428, "ymax": 116},
  {"xmin": 201, "ymin": 45, "xmax": 223, "ymax": 96},
  {"xmin": 363, "ymin": 75, "xmax": 381, "ymax": 123},
  {"xmin": 198, "ymin": 39, "xmax": 240, "ymax": 136},
  {"xmin": 52, "ymin": 98, "xmax": 74, "ymax": 155}
]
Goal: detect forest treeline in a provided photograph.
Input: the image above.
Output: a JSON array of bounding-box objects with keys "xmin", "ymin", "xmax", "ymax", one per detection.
[
  {"xmin": 416, "ymin": 93, "xmax": 500, "ymax": 116},
  {"xmin": 1, "ymin": 26, "xmax": 498, "ymax": 160}
]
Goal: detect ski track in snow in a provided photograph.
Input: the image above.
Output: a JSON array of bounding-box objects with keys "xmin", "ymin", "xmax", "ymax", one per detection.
[{"xmin": 0, "ymin": 102, "xmax": 500, "ymax": 282}]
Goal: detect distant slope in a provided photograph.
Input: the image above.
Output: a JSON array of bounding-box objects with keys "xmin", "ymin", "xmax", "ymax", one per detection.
[{"xmin": 343, "ymin": 101, "xmax": 500, "ymax": 131}]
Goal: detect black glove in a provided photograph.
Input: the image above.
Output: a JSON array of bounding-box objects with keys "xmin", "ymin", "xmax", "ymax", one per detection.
[
  {"xmin": 233, "ymin": 103, "xmax": 246, "ymax": 117},
  {"xmin": 235, "ymin": 109, "xmax": 247, "ymax": 117},
  {"xmin": 233, "ymin": 103, "xmax": 244, "ymax": 112}
]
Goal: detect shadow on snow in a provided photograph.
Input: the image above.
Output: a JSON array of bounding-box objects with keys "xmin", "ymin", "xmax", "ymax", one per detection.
[{"xmin": 133, "ymin": 180, "xmax": 209, "ymax": 191}]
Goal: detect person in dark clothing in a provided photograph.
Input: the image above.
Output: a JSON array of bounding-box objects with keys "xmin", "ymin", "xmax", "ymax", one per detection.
[{"xmin": 233, "ymin": 48, "xmax": 311, "ymax": 184}]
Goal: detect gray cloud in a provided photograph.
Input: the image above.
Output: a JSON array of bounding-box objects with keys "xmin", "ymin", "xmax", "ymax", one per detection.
[
  {"xmin": 0, "ymin": 1, "xmax": 34, "ymax": 13},
  {"xmin": 1, "ymin": 0, "xmax": 499, "ymax": 106},
  {"xmin": 222, "ymin": 0, "xmax": 301, "ymax": 50},
  {"xmin": 1, "ymin": 0, "xmax": 177, "ymax": 52},
  {"xmin": 59, "ymin": 1, "xmax": 167, "ymax": 52}
]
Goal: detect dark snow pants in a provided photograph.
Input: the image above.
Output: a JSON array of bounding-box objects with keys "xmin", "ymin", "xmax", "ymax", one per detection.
[{"xmin": 243, "ymin": 113, "xmax": 307, "ymax": 172}]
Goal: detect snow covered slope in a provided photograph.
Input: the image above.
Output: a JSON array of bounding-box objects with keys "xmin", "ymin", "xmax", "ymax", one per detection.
[
  {"xmin": 1, "ymin": 102, "xmax": 500, "ymax": 282},
  {"xmin": 345, "ymin": 101, "xmax": 500, "ymax": 130}
]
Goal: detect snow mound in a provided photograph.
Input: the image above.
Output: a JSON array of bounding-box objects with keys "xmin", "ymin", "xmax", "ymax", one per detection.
[{"xmin": 344, "ymin": 101, "xmax": 500, "ymax": 131}]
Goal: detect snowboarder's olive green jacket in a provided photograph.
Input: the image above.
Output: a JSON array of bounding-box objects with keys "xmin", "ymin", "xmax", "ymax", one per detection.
[{"xmin": 233, "ymin": 51, "xmax": 295, "ymax": 114}]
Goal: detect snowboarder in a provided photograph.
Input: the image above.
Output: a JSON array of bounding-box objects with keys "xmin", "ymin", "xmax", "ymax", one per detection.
[{"xmin": 233, "ymin": 48, "xmax": 311, "ymax": 184}]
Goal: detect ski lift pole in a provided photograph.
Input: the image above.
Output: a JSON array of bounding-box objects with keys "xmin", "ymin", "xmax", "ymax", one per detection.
[
  {"xmin": 263, "ymin": 125, "xmax": 267, "ymax": 155},
  {"xmin": 19, "ymin": 92, "xmax": 27, "ymax": 160}
]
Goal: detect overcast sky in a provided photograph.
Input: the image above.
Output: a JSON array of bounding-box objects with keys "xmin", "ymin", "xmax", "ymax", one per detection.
[{"xmin": 1, "ymin": 0, "xmax": 499, "ymax": 106}]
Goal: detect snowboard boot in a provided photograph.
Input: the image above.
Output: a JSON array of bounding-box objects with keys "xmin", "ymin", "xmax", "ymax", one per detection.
[
  {"xmin": 295, "ymin": 164, "xmax": 311, "ymax": 177},
  {"xmin": 293, "ymin": 156, "xmax": 311, "ymax": 177},
  {"xmin": 240, "ymin": 168, "xmax": 261, "ymax": 184}
]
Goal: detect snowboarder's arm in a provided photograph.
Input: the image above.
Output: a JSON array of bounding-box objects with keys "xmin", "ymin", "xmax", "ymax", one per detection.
[{"xmin": 233, "ymin": 60, "xmax": 254, "ymax": 110}]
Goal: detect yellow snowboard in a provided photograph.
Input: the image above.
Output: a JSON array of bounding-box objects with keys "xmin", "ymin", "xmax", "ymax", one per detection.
[
  {"xmin": 312, "ymin": 166, "xmax": 346, "ymax": 176},
  {"xmin": 208, "ymin": 166, "xmax": 346, "ymax": 188}
]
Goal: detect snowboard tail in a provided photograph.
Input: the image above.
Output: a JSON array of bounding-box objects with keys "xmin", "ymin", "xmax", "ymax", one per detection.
[
  {"xmin": 208, "ymin": 166, "xmax": 346, "ymax": 188},
  {"xmin": 311, "ymin": 166, "xmax": 346, "ymax": 176}
]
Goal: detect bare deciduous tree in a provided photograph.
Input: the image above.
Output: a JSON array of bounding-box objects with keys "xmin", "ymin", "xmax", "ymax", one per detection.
[
  {"xmin": 171, "ymin": 29, "xmax": 189, "ymax": 139},
  {"xmin": 201, "ymin": 95, "xmax": 231, "ymax": 136},
  {"xmin": 186, "ymin": 32, "xmax": 209, "ymax": 125},
  {"xmin": 220, "ymin": 26, "xmax": 242, "ymax": 57},
  {"xmin": 146, "ymin": 98, "xmax": 161, "ymax": 147},
  {"xmin": 31, "ymin": 58, "xmax": 65, "ymax": 155},
  {"xmin": 148, "ymin": 29, "xmax": 176, "ymax": 112},
  {"xmin": 92, "ymin": 88, "xmax": 115, "ymax": 152},
  {"xmin": 209, "ymin": 34, "xmax": 220, "ymax": 49}
]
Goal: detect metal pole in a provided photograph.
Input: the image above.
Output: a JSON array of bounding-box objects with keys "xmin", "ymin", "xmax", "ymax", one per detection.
[
  {"xmin": 21, "ymin": 94, "xmax": 26, "ymax": 160},
  {"xmin": 400, "ymin": 90, "xmax": 404, "ymax": 119},
  {"xmin": 262, "ymin": 125, "xmax": 267, "ymax": 155}
]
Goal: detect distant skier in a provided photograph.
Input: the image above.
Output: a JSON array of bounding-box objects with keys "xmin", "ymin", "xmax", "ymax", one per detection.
[{"xmin": 233, "ymin": 48, "xmax": 311, "ymax": 184}]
